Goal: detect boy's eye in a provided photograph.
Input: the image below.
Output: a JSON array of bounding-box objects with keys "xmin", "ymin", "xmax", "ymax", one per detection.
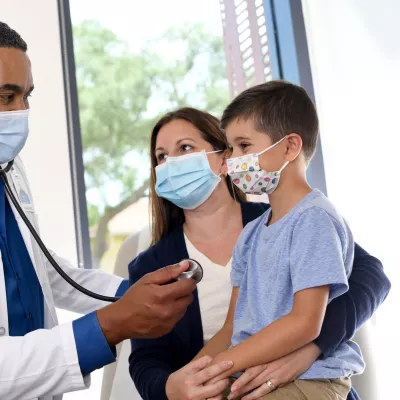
[{"xmin": 239, "ymin": 142, "xmax": 250, "ymax": 150}]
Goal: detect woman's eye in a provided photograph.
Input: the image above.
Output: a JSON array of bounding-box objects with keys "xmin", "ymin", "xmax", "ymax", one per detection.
[
  {"xmin": 181, "ymin": 144, "xmax": 193, "ymax": 152},
  {"xmin": 157, "ymin": 153, "xmax": 168, "ymax": 162}
]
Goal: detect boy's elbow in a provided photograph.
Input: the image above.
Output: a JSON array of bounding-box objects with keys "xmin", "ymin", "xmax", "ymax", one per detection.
[{"xmin": 298, "ymin": 318, "xmax": 323, "ymax": 343}]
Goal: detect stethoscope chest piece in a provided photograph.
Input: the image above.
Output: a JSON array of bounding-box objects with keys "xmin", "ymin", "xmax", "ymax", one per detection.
[{"xmin": 176, "ymin": 259, "xmax": 203, "ymax": 284}]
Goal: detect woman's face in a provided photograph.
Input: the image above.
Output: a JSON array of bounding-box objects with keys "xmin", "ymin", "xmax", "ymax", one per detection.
[{"xmin": 155, "ymin": 119, "xmax": 224, "ymax": 176}]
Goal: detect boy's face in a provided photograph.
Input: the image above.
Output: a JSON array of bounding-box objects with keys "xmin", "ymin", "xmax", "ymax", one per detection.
[{"xmin": 225, "ymin": 117, "xmax": 288, "ymax": 173}]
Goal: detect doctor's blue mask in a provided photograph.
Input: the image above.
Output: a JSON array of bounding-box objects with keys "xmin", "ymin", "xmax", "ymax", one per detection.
[
  {"xmin": 0, "ymin": 109, "xmax": 29, "ymax": 164},
  {"xmin": 155, "ymin": 150, "xmax": 223, "ymax": 210}
]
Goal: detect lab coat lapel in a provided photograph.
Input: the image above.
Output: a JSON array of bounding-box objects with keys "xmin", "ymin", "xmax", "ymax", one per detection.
[{"xmin": 6, "ymin": 164, "xmax": 58, "ymax": 326}]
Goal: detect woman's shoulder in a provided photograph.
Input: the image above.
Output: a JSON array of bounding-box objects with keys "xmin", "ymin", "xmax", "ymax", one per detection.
[
  {"xmin": 128, "ymin": 225, "xmax": 186, "ymax": 282},
  {"xmin": 241, "ymin": 201, "xmax": 270, "ymax": 226}
]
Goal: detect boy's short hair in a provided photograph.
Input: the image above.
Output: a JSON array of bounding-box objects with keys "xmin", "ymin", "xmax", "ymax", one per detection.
[{"xmin": 221, "ymin": 80, "xmax": 319, "ymax": 160}]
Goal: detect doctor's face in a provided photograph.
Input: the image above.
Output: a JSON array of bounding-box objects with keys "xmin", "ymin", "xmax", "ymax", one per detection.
[{"xmin": 0, "ymin": 48, "xmax": 34, "ymax": 112}]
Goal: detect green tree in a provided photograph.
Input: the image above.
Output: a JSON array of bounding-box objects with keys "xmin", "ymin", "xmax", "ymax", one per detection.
[{"xmin": 74, "ymin": 20, "xmax": 229, "ymax": 267}]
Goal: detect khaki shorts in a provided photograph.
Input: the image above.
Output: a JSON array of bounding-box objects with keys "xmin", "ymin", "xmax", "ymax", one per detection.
[{"xmin": 223, "ymin": 377, "xmax": 351, "ymax": 400}]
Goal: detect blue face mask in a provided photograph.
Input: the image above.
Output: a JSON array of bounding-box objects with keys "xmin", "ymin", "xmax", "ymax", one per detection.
[
  {"xmin": 0, "ymin": 110, "xmax": 29, "ymax": 164},
  {"xmin": 155, "ymin": 150, "xmax": 222, "ymax": 210}
]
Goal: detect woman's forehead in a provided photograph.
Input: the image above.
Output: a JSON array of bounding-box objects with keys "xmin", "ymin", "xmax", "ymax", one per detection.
[{"xmin": 156, "ymin": 119, "xmax": 206, "ymax": 147}]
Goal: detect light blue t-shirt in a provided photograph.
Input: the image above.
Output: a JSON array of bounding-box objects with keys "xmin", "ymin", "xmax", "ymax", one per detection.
[{"xmin": 231, "ymin": 189, "xmax": 365, "ymax": 379}]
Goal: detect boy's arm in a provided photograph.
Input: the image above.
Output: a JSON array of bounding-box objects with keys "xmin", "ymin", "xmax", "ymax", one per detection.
[
  {"xmin": 209, "ymin": 285, "xmax": 329, "ymax": 378},
  {"xmin": 194, "ymin": 287, "xmax": 239, "ymax": 360}
]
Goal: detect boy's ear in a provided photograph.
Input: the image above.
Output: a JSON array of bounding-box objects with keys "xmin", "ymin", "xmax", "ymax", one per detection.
[{"xmin": 286, "ymin": 134, "xmax": 302, "ymax": 162}]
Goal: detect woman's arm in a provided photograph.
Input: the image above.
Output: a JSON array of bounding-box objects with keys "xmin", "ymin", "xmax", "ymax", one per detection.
[
  {"xmin": 130, "ymin": 335, "xmax": 174, "ymax": 400},
  {"xmin": 314, "ymin": 243, "xmax": 391, "ymax": 357}
]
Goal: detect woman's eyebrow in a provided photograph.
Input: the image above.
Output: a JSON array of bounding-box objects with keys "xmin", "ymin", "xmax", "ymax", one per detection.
[{"xmin": 176, "ymin": 137, "xmax": 197, "ymax": 144}]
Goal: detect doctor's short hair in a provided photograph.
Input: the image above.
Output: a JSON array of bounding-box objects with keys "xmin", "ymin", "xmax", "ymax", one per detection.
[
  {"xmin": 149, "ymin": 107, "xmax": 246, "ymax": 245},
  {"xmin": 0, "ymin": 22, "xmax": 27, "ymax": 51},
  {"xmin": 220, "ymin": 80, "xmax": 319, "ymax": 161}
]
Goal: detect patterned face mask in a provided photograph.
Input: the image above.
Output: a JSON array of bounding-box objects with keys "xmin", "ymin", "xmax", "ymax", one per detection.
[{"xmin": 227, "ymin": 136, "xmax": 289, "ymax": 195}]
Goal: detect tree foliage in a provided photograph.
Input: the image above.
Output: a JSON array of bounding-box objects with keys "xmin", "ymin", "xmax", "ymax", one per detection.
[{"xmin": 73, "ymin": 20, "xmax": 229, "ymax": 266}]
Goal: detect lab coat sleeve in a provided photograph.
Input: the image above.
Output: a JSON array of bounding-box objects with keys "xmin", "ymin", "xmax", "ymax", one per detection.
[
  {"xmin": 0, "ymin": 322, "xmax": 89, "ymax": 400},
  {"xmin": 46, "ymin": 250, "xmax": 124, "ymax": 314}
]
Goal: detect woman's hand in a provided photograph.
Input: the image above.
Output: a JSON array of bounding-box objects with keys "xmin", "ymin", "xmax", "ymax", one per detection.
[
  {"xmin": 166, "ymin": 355, "xmax": 233, "ymax": 400},
  {"xmin": 228, "ymin": 343, "xmax": 321, "ymax": 400}
]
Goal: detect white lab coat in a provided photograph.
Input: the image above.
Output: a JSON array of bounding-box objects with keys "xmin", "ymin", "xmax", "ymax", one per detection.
[{"xmin": 0, "ymin": 157, "xmax": 124, "ymax": 400}]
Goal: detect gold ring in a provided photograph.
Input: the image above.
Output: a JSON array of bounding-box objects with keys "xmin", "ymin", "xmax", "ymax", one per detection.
[{"xmin": 267, "ymin": 379, "xmax": 275, "ymax": 390}]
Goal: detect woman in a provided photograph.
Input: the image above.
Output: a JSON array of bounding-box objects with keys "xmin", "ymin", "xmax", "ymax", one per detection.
[{"xmin": 128, "ymin": 107, "xmax": 390, "ymax": 400}]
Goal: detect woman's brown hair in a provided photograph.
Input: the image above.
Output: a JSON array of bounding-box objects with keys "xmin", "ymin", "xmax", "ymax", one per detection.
[{"xmin": 149, "ymin": 107, "xmax": 246, "ymax": 245}]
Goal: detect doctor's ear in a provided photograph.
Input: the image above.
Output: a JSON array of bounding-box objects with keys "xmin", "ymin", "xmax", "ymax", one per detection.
[{"xmin": 285, "ymin": 134, "xmax": 303, "ymax": 162}]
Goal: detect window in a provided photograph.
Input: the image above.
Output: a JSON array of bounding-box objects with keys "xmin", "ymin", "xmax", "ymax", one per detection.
[{"xmin": 69, "ymin": 0, "xmax": 231, "ymax": 272}]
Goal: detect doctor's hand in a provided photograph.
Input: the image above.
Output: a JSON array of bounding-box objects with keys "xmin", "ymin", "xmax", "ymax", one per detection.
[
  {"xmin": 166, "ymin": 356, "xmax": 232, "ymax": 400},
  {"xmin": 97, "ymin": 261, "xmax": 196, "ymax": 346}
]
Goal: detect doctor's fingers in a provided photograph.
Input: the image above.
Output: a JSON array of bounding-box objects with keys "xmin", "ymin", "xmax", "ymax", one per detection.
[
  {"xmin": 145, "ymin": 261, "xmax": 190, "ymax": 285},
  {"xmin": 158, "ymin": 293, "xmax": 194, "ymax": 325},
  {"xmin": 157, "ymin": 277, "xmax": 197, "ymax": 301}
]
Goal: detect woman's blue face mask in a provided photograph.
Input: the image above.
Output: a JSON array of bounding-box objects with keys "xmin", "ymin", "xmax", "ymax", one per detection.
[{"xmin": 155, "ymin": 150, "xmax": 222, "ymax": 210}]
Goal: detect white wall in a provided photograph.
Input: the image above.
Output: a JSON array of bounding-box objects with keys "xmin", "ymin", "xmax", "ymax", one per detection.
[
  {"xmin": 2, "ymin": 0, "xmax": 78, "ymax": 264},
  {"xmin": 302, "ymin": 1, "xmax": 400, "ymax": 399}
]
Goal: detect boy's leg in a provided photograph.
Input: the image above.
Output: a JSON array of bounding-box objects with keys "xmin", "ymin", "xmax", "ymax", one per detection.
[
  {"xmin": 261, "ymin": 377, "xmax": 351, "ymax": 400},
  {"xmin": 258, "ymin": 382, "xmax": 306, "ymax": 399},
  {"xmin": 294, "ymin": 377, "xmax": 351, "ymax": 399}
]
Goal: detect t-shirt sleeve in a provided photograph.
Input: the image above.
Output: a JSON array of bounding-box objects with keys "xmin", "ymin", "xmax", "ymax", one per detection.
[{"xmin": 290, "ymin": 207, "xmax": 352, "ymax": 301}]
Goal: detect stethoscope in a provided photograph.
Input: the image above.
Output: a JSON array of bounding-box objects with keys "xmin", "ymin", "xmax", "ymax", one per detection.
[{"xmin": 0, "ymin": 161, "xmax": 203, "ymax": 303}]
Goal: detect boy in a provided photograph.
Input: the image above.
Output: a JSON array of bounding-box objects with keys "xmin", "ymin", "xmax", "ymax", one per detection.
[{"xmin": 195, "ymin": 81, "xmax": 364, "ymax": 399}]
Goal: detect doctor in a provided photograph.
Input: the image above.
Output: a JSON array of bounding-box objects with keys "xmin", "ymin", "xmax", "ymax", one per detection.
[{"xmin": 0, "ymin": 22, "xmax": 220, "ymax": 400}]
